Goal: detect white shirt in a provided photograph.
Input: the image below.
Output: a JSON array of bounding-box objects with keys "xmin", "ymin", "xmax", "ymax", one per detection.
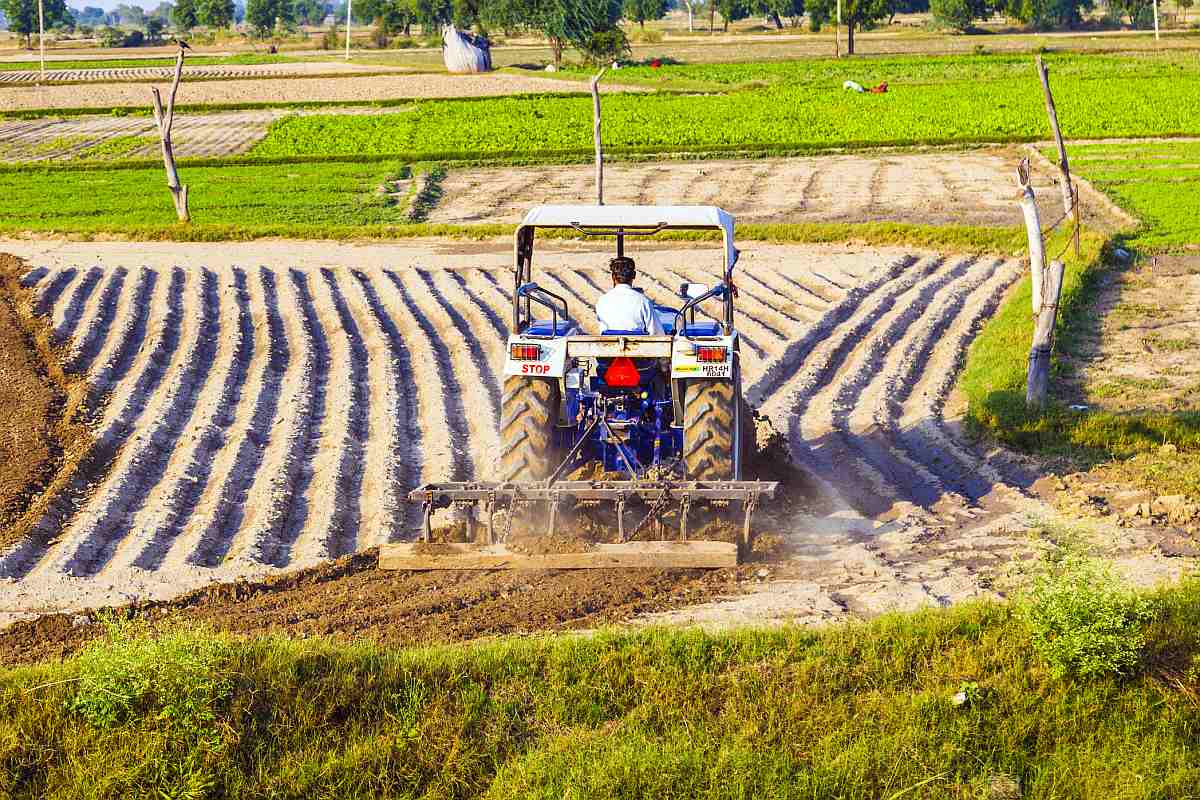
[{"xmin": 596, "ymin": 283, "xmax": 665, "ymax": 335}]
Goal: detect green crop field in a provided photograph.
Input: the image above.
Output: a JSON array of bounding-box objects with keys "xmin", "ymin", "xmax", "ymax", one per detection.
[
  {"xmin": 252, "ymin": 54, "xmax": 1200, "ymax": 161},
  {"xmin": 0, "ymin": 161, "xmax": 407, "ymax": 233},
  {"xmin": 1066, "ymin": 141, "xmax": 1200, "ymax": 251}
]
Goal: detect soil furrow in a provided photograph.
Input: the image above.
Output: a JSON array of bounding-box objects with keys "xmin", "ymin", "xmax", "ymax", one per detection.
[
  {"xmin": 418, "ymin": 268, "xmax": 502, "ymax": 426},
  {"xmin": 53, "ymin": 268, "xmax": 217, "ymax": 577},
  {"xmin": 350, "ymin": 270, "xmax": 421, "ymax": 543},
  {"xmin": 445, "ymin": 271, "xmax": 509, "ymax": 343},
  {"xmin": 35, "ymin": 268, "xmax": 78, "ymax": 321},
  {"xmin": 65, "ymin": 267, "xmax": 127, "ymax": 376},
  {"xmin": 126, "ymin": 266, "xmax": 257, "ymax": 572},
  {"xmin": 251, "ymin": 269, "xmax": 331, "ymax": 567},
  {"xmin": 19, "ymin": 266, "xmax": 48, "ymax": 288},
  {"xmin": 748, "ymin": 254, "xmax": 918, "ymax": 408},
  {"xmin": 0, "ymin": 267, "xmax": 185, "ymax": 580},
  {"xmin": 383, "ymin": 270, "xmax": 473, "ymax": 483},
  {"xmin": 50, "ymin": 267, "xmax": 102, "ymax": 346},
  {"xmin": 828, "ymin": 257, "xmax": 987, "ymax": 513},
  {"xmin": 185, "ymin": 268, "xmax": 290, "ymax": 568}
]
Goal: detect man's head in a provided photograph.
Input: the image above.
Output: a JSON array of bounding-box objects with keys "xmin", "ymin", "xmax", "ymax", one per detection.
[{"xmin": 609, "ymin": 256, "xmax": 636, "ymax": 286}]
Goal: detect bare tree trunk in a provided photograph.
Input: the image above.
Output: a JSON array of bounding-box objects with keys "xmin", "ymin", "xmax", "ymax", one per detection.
[
  {"xmin": 847, "ymin": 20, "xmax": 855, "ymax": 54},
  {"xmin": 1026, "ymin": 260, "xmax": 1065, "ymax": 409},
  {"xmin": 151, "ymin": 49, "xmax": 189, "ymax": 223},
  {"xmin": 591, "ymin": 68, "xmax": 607, "ymax": 206},
  {"xmin": 687, "ymin": 0, "xmax": 694, "ymax": 31},
  {"xmin": 769, "ymin": 11, "xmax": 783, "ymax": 27},
  {"xmin": 709, "ymin": 5, "xmax": 715, "ymax": 32},
  {"xmin": 1035, "ymin": 55, "xmax": 1079, "ymax": 257},
  {"xmin": 1017, "ymin": 158, "xmax": 1045, "ymax": 314}
]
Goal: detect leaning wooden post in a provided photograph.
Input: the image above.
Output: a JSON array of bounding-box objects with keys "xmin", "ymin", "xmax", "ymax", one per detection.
[
  {"xmin": 1017, "ymin": 158, "xmax": 1045, "ymax": 313},
  {"xmin": 151, "ymin": 49, "xmax": 189, "ymax": 223},
  {"xmin": 590, "ymin": 67, "xmax": 607, "ymax": 205},
  {"xmin": 1035, "ymin": 55, "xmax": 1078, "ymax": 257},
  {"xmin": 1027, "ymin": 260, "xmax": 1065, "ymax": 409}
]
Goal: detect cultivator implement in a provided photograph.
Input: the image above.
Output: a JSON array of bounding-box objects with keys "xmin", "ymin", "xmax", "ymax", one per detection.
[{"xmin": 378, "ymin": 479, "xmax": 777, "ymax": 570}]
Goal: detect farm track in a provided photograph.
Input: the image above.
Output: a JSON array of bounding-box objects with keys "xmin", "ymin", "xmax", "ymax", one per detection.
[
  {"xmin": 0, "ymin": 62, "xmax": 408, "ymax": 85},
  {"xmin": 0, "ymin": 248, "xmax": 1025, "ymax": 616}
]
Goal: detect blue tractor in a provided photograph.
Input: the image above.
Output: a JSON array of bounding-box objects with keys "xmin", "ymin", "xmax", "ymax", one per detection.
[{"xmin": 388, "ymin": 205, "xmax": 777, "ymax": 570}]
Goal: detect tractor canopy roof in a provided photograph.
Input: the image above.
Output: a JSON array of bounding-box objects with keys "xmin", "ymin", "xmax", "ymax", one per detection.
[{"xmin": 518, "ymin": 204, "xmax": 737, "ymax": 272}]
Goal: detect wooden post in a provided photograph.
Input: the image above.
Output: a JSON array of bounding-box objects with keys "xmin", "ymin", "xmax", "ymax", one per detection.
[
  {"xmin": 151, "ymin": 49, "xmax": 189, "ymax": 223},
  {"xmin": 1016, "ymin": 158, "xmax": 1045, "ymax": 313},
  {"xmin": 1026, "ymin": 260, "xmax": 1065, "ymax": 409},
  {"xmin": 835, "ymin": 0, "xmax": 841, "ymax": 57},
  {"xmin": 590, "ymin": 67, "xmax": 607, "ymax": 206},
  {"xmin": 1035, "ymin": 56, "xmax": 1079, "ymax": 257}
]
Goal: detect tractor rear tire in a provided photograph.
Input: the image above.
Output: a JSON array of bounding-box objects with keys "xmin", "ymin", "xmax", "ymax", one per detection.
[
  {"xmin": 497, "ymin": 376, "xmax": 560, "ymax": 481},
  {"xmin": 683, "ymin": 379, "xmax": 739, "ymax": 481}
]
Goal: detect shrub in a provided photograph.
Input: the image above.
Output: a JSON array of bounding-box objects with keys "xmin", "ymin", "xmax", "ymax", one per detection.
[
  {"xmin": 123, "ymin": 29, "xmax": 145, "ymax": 46},
  {"xmin": 321, "ymin": 25, "xmax": 339, "ymax": 49},
  {"xmin": 1020, "ymin": 554, "xmax": 1156, "ymax": 679},
  {"xmin": 98, "ymin": 25, "xmax": 124, "ymax": 47},
  {"xmin": 577, "ymin": 27, "xmax": 630, "ymax": 64},
  {"xmin": 66, "ymin": 615, "xmax": 233, "ymax": 742}
]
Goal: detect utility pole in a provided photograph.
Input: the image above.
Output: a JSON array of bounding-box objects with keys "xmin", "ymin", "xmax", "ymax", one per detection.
[
  {"xmin": 1152, "ymin": 0, "xmax": 1160, "ymax": 41},
  {"xmin": 38, "ymin": 0, "xmax": 45, "ymax": 82},
  {"xmin": 344, "ymin": 0, "xmax": 352, "ymax": 60},
  {"xmin": 835, "ymin": 0, "xmax": 841, "ymax": 57},
  {"xmin": 591, "ymin": 68, "xmax": 607, "ymax": 205}
]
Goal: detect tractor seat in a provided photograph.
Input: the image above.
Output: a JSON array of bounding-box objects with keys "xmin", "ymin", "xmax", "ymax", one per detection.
[
  {"xmin": 680, "ymin": 321, "xmax": 721, "ymax": 337},
  {"xmin": 525, "ymin": 319, "xmax": 577, "ymax": 337}
]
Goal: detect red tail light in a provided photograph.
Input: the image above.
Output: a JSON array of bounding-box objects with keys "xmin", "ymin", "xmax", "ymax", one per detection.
[
  {"xmin": 603, "ymin": 357, "xmax": 641, "ymax": 387},
  {"xmin": 510, "ymin": 344, "xmax": 541, "ymax": 361},
  {"xmin": 695, "ymin": 346, "xmax": 727, "ymax": 363}
]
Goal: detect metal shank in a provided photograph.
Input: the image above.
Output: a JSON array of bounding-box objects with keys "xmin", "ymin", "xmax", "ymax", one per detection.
[{"xmin": 410, "ymin": 480, "xmax": 778, "ymax": 510}]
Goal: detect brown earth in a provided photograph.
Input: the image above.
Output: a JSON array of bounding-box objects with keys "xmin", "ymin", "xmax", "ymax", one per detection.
[
  {"xmin": 0, "ymin": 254, "xmax": 89, "ymax": 540},
  {"xmin": 0, "ymin": 72, "xmax": 644, "ymax": 113},
  {"xmin": 0, "ymin": 549, "xmax": 757, "ymax": 666}
]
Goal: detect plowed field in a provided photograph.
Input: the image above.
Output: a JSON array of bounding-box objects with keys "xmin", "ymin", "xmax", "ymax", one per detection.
[{"xmin": 0, "ymin": 242, "xmax": 1032, "ymax": 621}]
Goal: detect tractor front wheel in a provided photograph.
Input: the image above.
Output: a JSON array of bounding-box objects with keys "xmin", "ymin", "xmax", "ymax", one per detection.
[
  {"xmin": 683, "ymin": 379, "xmax": 740, "ymax": 481},
  {"xmin": 497, "ymin": 376, "xmax": 560, "ymax": 481}
]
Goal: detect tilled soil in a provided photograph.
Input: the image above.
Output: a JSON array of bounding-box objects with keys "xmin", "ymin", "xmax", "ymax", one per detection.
[
  {"xmin": 0, "ymin": 60, "xmax": 406, "ymax": 85},
  {"xmin": 5, "ymin": 237, "xmax": 1192, "ymax": 637},
  {"xmin": 0, "ymin": 72, "xmax": 643, "ymax": 112},
  {"xmin": 429, "ymin": 151, "xmax": 1064, "ymax": 229},
  {"xmin": 0, "ymin": 548, "xmax": 754, "ymax": 666},
  {"xmin": 0, "ymin": 239, "xmax": 1032, "ymax": 622}
]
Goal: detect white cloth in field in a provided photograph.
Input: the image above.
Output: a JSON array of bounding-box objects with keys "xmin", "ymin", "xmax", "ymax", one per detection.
[{"xmin": 596, "ymin": 283, "xmax": 665, "ymax": 335}]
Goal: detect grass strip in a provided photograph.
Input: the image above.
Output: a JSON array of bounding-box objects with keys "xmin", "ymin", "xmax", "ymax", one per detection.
[
  {"xmin": 4, "ymin": 586, "xmax": 1200, "ymax": 798},
  {"xmin": 960, "ymin": 230, "xmax": 1200, "ymax": 486}
]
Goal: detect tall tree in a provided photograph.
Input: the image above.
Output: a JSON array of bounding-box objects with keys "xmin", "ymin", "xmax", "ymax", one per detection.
[
  {"xmin": 930, "ymin": 0, "xmax": 988, "ymax": 28},
  {"xmin": 245, "ymin": 0, "xmax": 291, "ymax": 33},
  {"xmin": 292, "ymin": 0, "xmax": 325, "ymax": 23},
  {"xmin": 115, "ymin": 3, "xmax": 147, "ymax": 24},
  {"xmin": 1004, "ymin": 0, "xmax": 1090, "ymax": 27},
  {"xmin": 807, "ymin": 0, "xmax": 887, "ymax": 52},
  {"xmin": 622, "ymin": 0, "xmax": 667, "ymax": 27},
  {"xmin": 754, "ymin": 0, "xmax": 802, "ymax": 28},
  {"xmin": 482, "ymin": 0, "xmax": 621, "ymax": 64},
  {"xmin": 0, "ymin": 0, "xmax": 71, "ymax": 46},
  {"xmin": 172, "ymin": 0, "xmax": 198, "ymax": 29},
  {"xmin": 197, "ymin": 0, "xmax": 235, "ymax": 26},
  {"xmin": 715, "ymin": 0, "xmax": 747, "ymax": 28}
]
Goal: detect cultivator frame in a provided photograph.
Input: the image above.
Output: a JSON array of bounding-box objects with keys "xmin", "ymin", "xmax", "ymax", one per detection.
[{"xmin": 378, "ymin": 478, "xmax": 778, "ymax": 571}]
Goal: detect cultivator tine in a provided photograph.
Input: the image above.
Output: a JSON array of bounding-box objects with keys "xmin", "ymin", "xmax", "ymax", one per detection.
[
  {"xmin": 421, "ymin": 500, "xmax": 433, "ymax": 544},
  {"xmin": 616, "ymin": 494, "xmax": 627, "ymax": 542},
  {"xmin": 547, "ymin": 493, "xmax": 561, "ymax": 538},
  {"xmin": 485, "ymin": 492, "xmax": 496, "ymax": 545},
  {"xmin": 740, "ymin": 496, "xmax": 758, "ymax": 558}
]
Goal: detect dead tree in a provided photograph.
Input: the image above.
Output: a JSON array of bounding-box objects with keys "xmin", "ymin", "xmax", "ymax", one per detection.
[
  {"xmin": 1035, "ymin": 56, "xmax": 1078, "ymax": 257},
  {"xmin": 151, "ymin": 49, "xmax": 189, "ymax": 223},
  {"xmin": 1018, "ymin": 158, "xmax": 1065, "ymax": 409},
  {"xmin": 591, "ymin": 67, "xmax": 607, "ymax": 205}
]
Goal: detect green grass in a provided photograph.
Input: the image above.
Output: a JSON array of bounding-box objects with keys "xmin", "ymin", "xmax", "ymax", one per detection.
[
  {"xmin": 5, "ymin": 582, "xmax": 1200, "ymax": 798},
  {"xmin": 1067, "ymin": 141, "xmax": 1200, "ymax": 251},
  {"xmin": 0, "ymin": 161, "xmax": 410, "ymax": 231}
]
